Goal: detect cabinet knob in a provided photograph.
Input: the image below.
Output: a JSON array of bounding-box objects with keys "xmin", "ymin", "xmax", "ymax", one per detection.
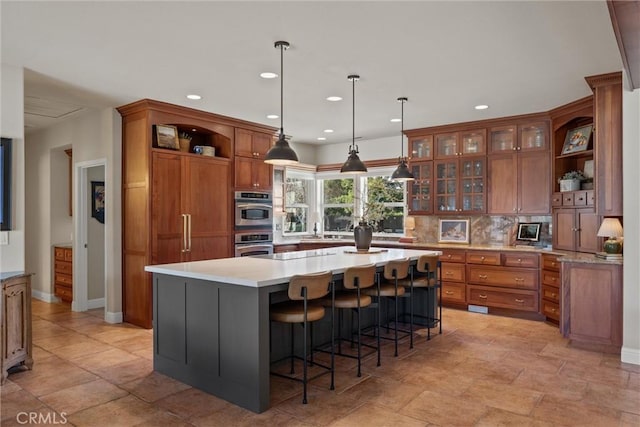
[
  {"xmin": 481, "ymin": 256, "xmax": 485, "ymax": 260},
  {"xmin": 551, "ymin": 308, "xmax": 557, "ymax": 313},
  {"xmin": 512, "ymin": 147, "xmax": 517, "ymax": 151},
  {"xmin": 551, "ymin": 292, "xmax": 557, "ymax": 298},
  {"xmin": 517, "ymin": 258, "xmax": 522, "ymax": 262}
]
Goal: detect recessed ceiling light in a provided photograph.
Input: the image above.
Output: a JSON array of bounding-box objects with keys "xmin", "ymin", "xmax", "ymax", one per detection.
[
  {"xmin": 323, "ymin": 129, "xmax": 334, "ymax": 133},
  {"xmin": 266, "ymin": 114, "xmax": 279, "ymax": 119},
  {"xmin": 475, "ymin": 104, "xmax": 489, "ymax": 110},
  {"xmin": 317, "ymin": 137, "xmax": 326, "ymax": 141},
  {"xmin": 260, "ymin": 72, "xmax": 278, "ymax": 79},
  {"xmin": 390, "ymin": 118, "xmax": 401, "ymax": 122},
  {"xmin": 326, "ymin": 96, "xmax": 342, "ymax": 102},
  {"xmin": 186, "ymin": 94, "xmax": 202, "ymax": 100}
]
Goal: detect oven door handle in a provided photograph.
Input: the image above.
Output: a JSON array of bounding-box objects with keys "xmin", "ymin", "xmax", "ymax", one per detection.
[{"xmin": 236, "ymin": 203, "xmax": 273, "ymax": 209}]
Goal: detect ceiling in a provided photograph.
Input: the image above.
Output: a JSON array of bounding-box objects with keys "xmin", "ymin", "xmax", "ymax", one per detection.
[{"xmin": 1, "ymin": 1, "xmax": 625, "ymax": 145}]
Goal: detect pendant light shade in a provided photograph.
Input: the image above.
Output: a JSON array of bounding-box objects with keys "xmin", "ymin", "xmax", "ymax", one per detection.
[
  {"xmin": 340, "ymin": 75, "xmax": 367, "ymax": 174},
  {"xmin": 264, "ymin": 41, "xmax": 299, "ymax": 165},
  {"xmin": 391, "ymin": 97, "xmax": 414, "ymax": 181}
]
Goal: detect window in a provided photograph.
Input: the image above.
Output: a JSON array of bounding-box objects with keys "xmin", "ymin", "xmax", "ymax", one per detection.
[
  {"xmin": 283, "ymin": 170, "xmax": 315, "ymax": 235},
  {"xmin": 318, "ymin": 167, "xmax": 407, "ymax": 236}
]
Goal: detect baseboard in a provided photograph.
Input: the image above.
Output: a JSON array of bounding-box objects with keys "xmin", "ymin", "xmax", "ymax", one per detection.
[
  {"xmin": 105, "ymin": 311, "xmax": 123, "ymax": 324},
  {"xmin": 87, "ymin": 298, "xmax": 105, "ymax": 309},
  {"xmin": 621, "ymin": 346, "xmax": 640, "ymax": 365},
  {"xmin": 31, "ymin": 289, "xmax": 60, "ymax": 303}
]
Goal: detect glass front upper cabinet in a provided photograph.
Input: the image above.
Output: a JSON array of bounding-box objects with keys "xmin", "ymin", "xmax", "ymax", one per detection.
[
  {"xmin": 435, "ymin": 160, "xmax": 458, "ymax": 212},
  {"xmin": 435, "ymin": 133, "xmax": 459, "ymax": 158},
  {"xmin": 460, "ymin": 158, "xmax": 485, "ymax": 212},
  {"xmin": 490, "ymin": 125, "xmax": 516, "ymax": 153},
  {"xmin": 436, "ymin": 130, "xmax": 485, "ymax": 158},
  {"xmin": 408, "ymin": 162, "xmax": 433, "ymax": 213},
  {"xmin": 460, "ymin": 129, "xmax": 486, "ymax": 155},
  {"xmin": 519, "ymin": 122, "xmax": 548, "ymax": 151},
  {"xmin": 409, "ymin": 135, "xmax": 433, "ymax": 160}
]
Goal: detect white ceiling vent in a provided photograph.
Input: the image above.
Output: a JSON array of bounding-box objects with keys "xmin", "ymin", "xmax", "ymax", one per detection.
[{"xmin": 24, "ymin": 96, "xmax": 84, "ymax": 119}]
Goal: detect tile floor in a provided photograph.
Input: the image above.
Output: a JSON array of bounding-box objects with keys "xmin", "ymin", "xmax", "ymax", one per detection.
[{"xmin": 1, "ymin": 300, "xmax": 639, "ymax": 426}]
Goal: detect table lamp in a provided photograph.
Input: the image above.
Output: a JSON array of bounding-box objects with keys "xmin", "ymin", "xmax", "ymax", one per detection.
[
  {"xmin": 597, "ymin": 218, "xmax": 623, "ymax": 254},
  {"xmin": 310, "ymin": 212, "xmax": 321, "ymax": 237}
]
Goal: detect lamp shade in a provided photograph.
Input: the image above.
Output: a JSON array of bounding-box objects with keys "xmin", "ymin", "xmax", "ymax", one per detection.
[
  {"xmin": 390, "ymin": 159, "xmax": 414, "ymax": 181},
  {"xmin": 596, "ymin": 218, "xmax": 623, "ymax": 238}
]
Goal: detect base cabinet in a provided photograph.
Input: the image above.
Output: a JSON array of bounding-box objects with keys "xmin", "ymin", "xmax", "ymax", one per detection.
[
  {"xmin": 541, "ymin": 254, "xmax": 561, "ymax": 323},
  {"xmin": 561, "ymin": 261, "xmax": 623, "ymax": 350},
  {"xmin": 53, "ymin": 246, "xmax": 73, "ymax": 302},
  {"xmin": 1, "ymin": 274, "xmax": 33, "ymax": 384},
  {"xmin": 553, "ymin": 208, "xmax": 600, "ymax": 252}
]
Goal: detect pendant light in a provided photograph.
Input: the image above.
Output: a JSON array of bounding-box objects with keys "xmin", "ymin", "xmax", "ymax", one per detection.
[
  {"xmin": 264, "ymin": 41, "xmax": 299, "ymax": 165},
  {"xmin": 391, "ymin": 97, "xmax": 414, "ymax": 181},
  {"xmin": 340, "ymin": 74, "xmax": 367, "ymax": 174}
]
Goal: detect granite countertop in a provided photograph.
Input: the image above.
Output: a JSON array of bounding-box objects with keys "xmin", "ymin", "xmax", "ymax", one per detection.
[
  {"xmin": 276, "ymin": 239, "xmax": 624, "ymax": 265},
  {"xmin": 145, "ymin": 246, "xmax": 442, "ymax": 288}
]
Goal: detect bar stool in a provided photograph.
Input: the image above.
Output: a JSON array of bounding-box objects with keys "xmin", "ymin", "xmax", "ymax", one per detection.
[
  {"xmin": 270, "ymin": 271, "xmax": 335, "ymax": 404},
  {"xmin": 399, "ymin": 254, "xmax": 442, "ymax": 340},
  {"xmin": 319, "ymin": 264, "xmax": 380, "ymax": 377},
  {"xmin": 363, "ymin": 258, "xmax": 411, "ymax": 357}
]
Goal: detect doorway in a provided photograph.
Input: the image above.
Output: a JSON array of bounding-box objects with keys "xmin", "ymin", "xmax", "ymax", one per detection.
[{"xmin": 73, "ymin": 159, "xmax": 106, "ymax": 315}]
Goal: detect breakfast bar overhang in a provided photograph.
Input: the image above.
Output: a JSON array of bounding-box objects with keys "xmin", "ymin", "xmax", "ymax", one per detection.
[{"xmin": 145, "ymin": 246, "xmax": 441, "ymax": 413}]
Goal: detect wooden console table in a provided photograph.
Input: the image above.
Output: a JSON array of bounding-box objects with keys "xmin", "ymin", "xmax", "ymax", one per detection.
[{"xmin": 1, "ymin": 272, "xmax": 33, "ymax": 383}]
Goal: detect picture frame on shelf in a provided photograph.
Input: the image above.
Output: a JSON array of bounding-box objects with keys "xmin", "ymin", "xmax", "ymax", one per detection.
[
  {"xmin": 155, "ymin": 124, "xmax": 179, "ymax": 149},
  {"xmin": 438, "ymin": 219, "xmax": 469, "ymax": 244},
  {"xmin": 561, "ymin": 124, "xmax": 593, "ymax": 155},
  {"xmin": 516, "ymin": 222, "xmax": 541, "ymax": 242}
]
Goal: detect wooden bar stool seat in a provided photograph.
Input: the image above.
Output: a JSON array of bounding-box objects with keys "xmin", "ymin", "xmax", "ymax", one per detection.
[{"xmin": 270, "ymin": 270, "xmax": 335, "ymax": 404}]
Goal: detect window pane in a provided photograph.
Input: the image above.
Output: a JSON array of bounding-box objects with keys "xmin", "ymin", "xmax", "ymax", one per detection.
[
  {"xmin": 285, "ymin": 177, "xmax": 309, "ymax": 205},
  {"xmin": 323, "ymin": 179, "xmax": 354, "ymax": 204},
  {"xmin": 323, "ymin": 207, "xmax": 353, "ymax": 232},
  {"xmin": 367, "ymin": 176, "xmax": 404, "ymax": 203},
  {"xmin": 372, "ymin": 206, "xmax": 404, "ymax": 233},
  {"xmin": 284, "ymin": 207, "xmax": 308, "ymax": 233}
]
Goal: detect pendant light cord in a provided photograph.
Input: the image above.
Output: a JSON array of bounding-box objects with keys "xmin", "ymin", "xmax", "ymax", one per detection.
[
  {"xmin": 400, "ymin": 98, "xmax": 404, "ymax": 159},
  {"xmin": 280, "ymin": 43, "xmax": 284, "ymax": 137},
  {"xmin": 352, "ymin": 77, "xmax": 355, "ymax": 151}
]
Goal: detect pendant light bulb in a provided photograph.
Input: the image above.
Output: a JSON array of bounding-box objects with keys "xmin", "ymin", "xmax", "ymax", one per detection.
[
  {"xmin": 264, "ymin": 41, "xmax": 299, "ymax": 165},
  {"xmin": 341, "ymin": 74, "xmax": 367, "ymax": 174},
  {"xmin": 391, "ymin": 97, "xmax": 414, "ymax": 181}
]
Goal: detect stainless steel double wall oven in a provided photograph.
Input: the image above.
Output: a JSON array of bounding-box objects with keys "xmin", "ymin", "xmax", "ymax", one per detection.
[{"xmin": 234, "ymin": 191, "xmax": 273, "ymax": 256}]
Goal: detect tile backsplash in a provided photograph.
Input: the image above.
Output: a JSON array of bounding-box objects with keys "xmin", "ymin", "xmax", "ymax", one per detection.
[{"xmin": 413, "ymin": 215, "xmax": 552, "ymax": 247}]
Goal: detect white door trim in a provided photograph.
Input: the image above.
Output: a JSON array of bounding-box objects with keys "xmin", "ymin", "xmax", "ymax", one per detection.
[{"xmin": 73, "ymin": 158, "xmax": 107, "ymax": 313}]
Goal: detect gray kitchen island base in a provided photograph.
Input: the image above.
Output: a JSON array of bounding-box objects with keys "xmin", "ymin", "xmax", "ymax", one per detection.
[{"xmin": 153, "ymin": 274, "xmax": 285, "ymax": 413}]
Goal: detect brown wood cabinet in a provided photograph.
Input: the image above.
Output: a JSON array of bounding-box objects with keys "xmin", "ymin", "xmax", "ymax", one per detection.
[
  {"xmin": 408, "ymin": 161, "xmax": 433, "ymax": 214},
  {"xmin": 541, "ymin": 253, "xmax": 561, "ymax": 323},
  {"xmin": 54, "ymin": 245, "xmax": 73, "ymax": 302},
  {"xmin": 1, "ymin": 273, "xmax": 33, "ymax": 384},
  {"xmin": 553, "ymin": 208, "xmax": 600, "ymax": 253},
  {"xmin": 118, "ymin": 99, "xmax": 275, "ymax": 328},
  {"xmin": 434, "ymin": 157, "xmax": 486, "ymax": 214},
  {"xmin": 439, "ymin": 249, "xmax": 467, "ymax": 305},
  {"xmin": 561, "ymin": 261, "xmax": 623, "ymax": 351},
  {"xmin": 274, "ymin": 244, "xmax": 299, "ymax": 253},
  {"xmin": 466, "ymin": 251, "xmax": 539, "ymax": 312},
  {"xmin": 234, "ymin": 128, "xmax": 273, "ymax": 190}
]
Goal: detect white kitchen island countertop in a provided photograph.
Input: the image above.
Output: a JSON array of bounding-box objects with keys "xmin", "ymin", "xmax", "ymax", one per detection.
[{"xmin": 145, "ymin": 246, "xmax": 442, "ymax": 287}]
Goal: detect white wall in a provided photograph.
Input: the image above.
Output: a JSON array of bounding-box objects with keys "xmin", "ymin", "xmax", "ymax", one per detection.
[
  {"xmin": 622, "ymin": 78, "xmax": 640, "ymax": 365},
  {"xmin": 25, "ymin": 108, "xmax": 122, "ymax": 320},
  {"xmin": 315, "ymin": 135, "xmax": 401, "ymax": 165},
  {"xmin": 86, "ymin": 166, "xmax": 105, "ymax": 302},
  {"xmin": 0, "ymin": 64, "xmax": 25, "ymax": 273}
]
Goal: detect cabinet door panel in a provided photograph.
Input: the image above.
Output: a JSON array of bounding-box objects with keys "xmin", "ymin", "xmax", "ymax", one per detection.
[
  {"xmin": 254, "ymin": 160, "xmax": 273, "ymax": 190},
  {"xmin": 441, "ymin": 282, "xmax": 466, "ymax": 304},
  {"xmin": 234, "ymin": 128, "xmax": 254, "ymax": 157},
  {"xmin": 152, "ymin": 152, "xmax": 183, "ymax": 264},
  {"xmin": 252, "ymin": 133, "xmax": 272, "ymax": 157},
  {"xmin": 553, "ymin": 209, "xmax": 576, "ymax": 251},
  {"xmin": 234, "ymin": 157, "xmax": 254, "ymax": 189},
  {"xmin": 576, "ymin": 209, "xmax": 599, "ymax": 253},
  {"xmin": 440, "ymin": 262, "xmax": 465, "ymax": 282},
  {"xmin": 518, "ymin": 151, "xmax": 550, "ymax": 214},
  {"xmin": 488, "ymin": 154, "xmax": 517, "ymax": 214}
]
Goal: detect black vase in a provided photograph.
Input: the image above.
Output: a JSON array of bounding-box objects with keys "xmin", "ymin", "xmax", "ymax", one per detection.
[{"xmin": 354, "ymin": 221, "xmax": 373, "ymax": 251}]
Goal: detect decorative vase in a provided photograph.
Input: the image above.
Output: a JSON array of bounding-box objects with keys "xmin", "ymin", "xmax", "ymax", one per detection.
[
  {"xmin": 178, "ymin": 138, "xmax": 191, "ymax": 152},
  {"xmin": 559, "ymin": 179, "xmax": 581, "ymax": 192},
  {"xmin": 354, "ymin": 221, "xmax": 373, "ymax": 252}
]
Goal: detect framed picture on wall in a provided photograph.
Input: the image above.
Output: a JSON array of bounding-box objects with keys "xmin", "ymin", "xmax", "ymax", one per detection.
[
  {"xmin": 438, "ymin": 219, "xmax": 470, "ymax": 244},
  {"xmin": 561, "ymin": 124, "xmax": 593, "ymax": 155},
  {"xmin": 91, "ymin": 181, "xmax": 105, "ymax": 224}
]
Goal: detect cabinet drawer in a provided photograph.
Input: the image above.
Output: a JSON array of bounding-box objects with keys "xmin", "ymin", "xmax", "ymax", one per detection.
[
  {"xmin": 542, "ymin": 255, "xmax": 561, "ymax": 271},
  {"xmin": 55, "ymin": 260, "xmax": 72, "ymax": 275},
  {"xmin": 551, "ymin": 193, "xmax": 563, "ymax": 207},
  {"xmin": 562, "ymin": 192, "xmax": 575, "ymax": 206},
  {"xmin": 541, "ymin": 285, "xmax": 560, "ymax": 303},
  {"xmin": 441, "ymin": 282, "xmax": 466, "ymax": 304},
  {"xmin": 55, "ymin": 273, "xmax": 72, "ymax": 285},
  {"xmin": 55, "ymin": 285, "xmax": 73, "ymax": 301},
  {"xmin": 441, "ymin": 262, "xmax": 465, "ymax": 283},
  {"xmin": 573, "ymin": 191, "xmax": 588, "ymax": 206},
  {"xmin": 542, "ymin": 270, "xmax": 560, "ymax": 287},
  {"xmin": 467, "ymin": 265, "xmax": 538, "ymax": 290},
  {"xmin": 466, "ymin": 251, "xmax": 501, "ymax": 265},
  {"xmin": 586, "ymin": 190, "xmax": 595, "ymax": 206},
  {"xmin": 542, "ymin": 300, "xmax": 560, "ymax": 321},
  {"xmin": 503, "ymin": 253, "xmax": 539, "ymax": 268},
  {"xmin": 55, "ymin": 247, "xmax": 65, "ymax": 260},
  {"xmin": 467, "ymin": 285, "xmax": 538, "ymax": 312},
  {"xmin": 439, "ymin": 250, "xmax": 466, "ymax": 263}
]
